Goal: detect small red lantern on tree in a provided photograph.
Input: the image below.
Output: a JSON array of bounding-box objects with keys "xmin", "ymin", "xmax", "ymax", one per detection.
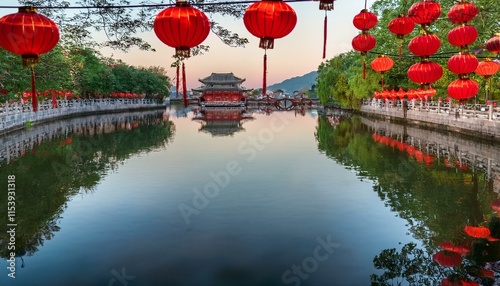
[
  {"xmin": 370, "ymin": 54, "xmax": 394, "ymax": 88},
  {"xmin": 388, "ymin": 14, "xmax": 415, "ymax": 58},
  {"xmin": 154, "ymin": 0, "xmax": 210, "ymax": 107},
  {"xmin": 244, "ymin": 0, "xmax": 297, "ymax": 97},
  {"xmin": 475, "ymin": 59, "xmax": 500, "ymax": 102},
  {"xmin": 0, "ymin": 7, "xmax": 60, "ymax": 112},
  {"xmin": 407, "ymin": 0, "xmax": 441, "ymax": 27},
  {"xmin": 447, "ymin": 53, "xmax": 478, "ymax": 75},
  {"xmin": 447, "ymin": 1, "xmax": 478, "ymax": 24},
  {"xmin": 486, "ymin": 33, "xmax": 500, "ymax": 55},
  {"xmin": 447, "ymin": 78, "xmax": 479, "ymax": 101},
  {"xmin": 408, "ymin": 34, "xmax": 441, "ymax": 58}
]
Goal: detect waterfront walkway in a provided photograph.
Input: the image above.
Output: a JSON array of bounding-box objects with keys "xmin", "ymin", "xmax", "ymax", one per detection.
[
  {"xmin": 0, "ymin": 98, "xmax": 164, "ymax": 133},
  {"xmin": 361, "ymin": 98, "xmax": 500, "ymax": 141}
]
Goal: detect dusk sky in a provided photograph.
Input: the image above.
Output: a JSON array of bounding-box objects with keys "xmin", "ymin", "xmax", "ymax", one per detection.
[{"xmin": 1, "ymin": 0, "xmax": 376, "ymax": 89}]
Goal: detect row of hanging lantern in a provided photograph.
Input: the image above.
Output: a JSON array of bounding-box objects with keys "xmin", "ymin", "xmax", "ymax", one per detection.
[
  {"xmin": 446, "ymin": 0, "xmax": 479, "ymax": 102},
  {"xmin": 365, "ymin": 0, "xmax": 500, "ymax": 104},
  {"xmin": 351, "ymin": 5, "xmax": 377, "ymax": 79},
  {"xmin": 373, "ymin": 87, "xmax": 437, "ymax": 101}
]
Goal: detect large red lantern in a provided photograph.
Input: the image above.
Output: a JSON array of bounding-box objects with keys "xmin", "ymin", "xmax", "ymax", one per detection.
[
  {"xmin": 352, "ymin": 33, "xmax": 377, "ymax": 54},
  {"xmin": 154, "ymin": 1, "xmax": 210, "ymax": 59},
  {"xmin": 353, "ymin": 9, "xmax": 378, "ymax": 31},
  {"xmin": 154, "ymin": 0, "xmax": 210, "ymax": 107},
  {"xmin": 407, "ymin": 61, "xmax": 443, "ymax": 86},
  {"xmin": 407, "ymin": 0, "xmax": 441, "ymax": 26},
  {"xmin": 486, "ymin": 34, "xmax": 500, "ymax": 55},
  {"xmin": 447, "ymin": 25, "xmax": 478, "ymax": 48},
  {"xmin": 475, "ymin": 59, "xmax": 500, "ymax": 78},
  {"xmin": 0, "ymin": 7, "xmax": 60, "ymax": 112},
  {"xmin": 388, "ymin": 14, "xmax": 415, "ymax": 58},
  {"xmin": 448, "ymin": 1, "xmax": 478, "ymax": 24},
  {"xmin": 447, "ymin": 79, "xmax": 479, "ymax": 101},
  {"xmin": 244, "ymin": 0, "xmax": 297, "ymax": 97},
  {"xmin": 447, "ymin": 53, "xmax": 478, "ymax": 75},
  {"xmin": 408, "ymin": 34, "xmax": 440, "ymax": 57}
]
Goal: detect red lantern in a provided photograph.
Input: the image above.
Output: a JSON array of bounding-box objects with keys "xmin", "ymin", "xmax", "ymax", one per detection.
[
  {"xmin": 388, "ymin": 14, "xmax": 415, "ymax": 40},
  {"xmin": 154, "ymin": 1, "xmax": 210, "ymax": 59},
  {"xmin": 448, "ymin": 1, "xmax": 478, "ymax": 24},
  {"xmin": 407, "ymin": 0, "xmax": 441, "ymax": 26},
  {"xmin": 0, "ymin": 7, "xmax": 60, "ymax": 112},
  {"xmin": 244, "ymin": 0, "xmax": 297, "ymax": 50},
  {"xmin": 408, "ymin": 34, "xmax": 440, "ymax": 57},
  {"xmin": 447, "ymin": 53, "xmax": 478, "ymax": 75},
  {"xmin": 388, "ymin": 14, "xmax": 415, "ymax": 58},
  {"xmin": 370, "ymin": 55, "xmax": 394, "ymax": 73},
  {"xmin": 475, "ymin": 59, "xmax": 500, "ymax": 78},
  {"xmin": 486, "ymin": 34, "xmax": 500, "ymax": 55},
  {"xmin": 447, "ymin": 79, "xmax": 479, "ymax": 101},
  {"xmin": 353, "ymin": 9, "xmax": 378, "ymax": 31},
  {"xmin": 244, "ymin": 0, "xmax": 296, "ymax": 97},
  {"xmin": 447, "ymin": 25, "xmax": 478, "ymax": 48},
  {"xmin": 408, "ymin": 61, "xmax": 443, "ymax": 86},
  {"xmin": 154, "ymin": 0, "xmax": 210, "ymax": 107},
  {"xmin": 352, "ymin": 33, "xmax": 376, "ymax": 54}
]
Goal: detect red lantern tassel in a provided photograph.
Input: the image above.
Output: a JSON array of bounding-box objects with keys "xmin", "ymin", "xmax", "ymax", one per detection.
[
  {"xmin": 399, "ymin": 44, "xmax": 402, "ymax": 60},
  {"xmin": 263, "ymin": 53, "xmax": 267, "ymax": 97},
  {"xmin": 30, "ymin": 66, "xmax": 38, "ymax": 112},
  {"xmin": 182, "ymin": 62, "xmax": 187, "ymax": 107},
  {"xmin": 176, "ymin": 65, "xmax": 180, "ymax": 99},
  {"xmin": 323, "ymin": 13, "xmax": 327, "ymax": 59},
  {"xmin": 362, "ymin": 60, "xmax": 366, "ymax": 80}
]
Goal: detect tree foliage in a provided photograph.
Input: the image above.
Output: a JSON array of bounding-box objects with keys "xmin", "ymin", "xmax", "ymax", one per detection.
[{"xmin": 316, "ymin": 0, "xmax": 500, "ymax": 109}]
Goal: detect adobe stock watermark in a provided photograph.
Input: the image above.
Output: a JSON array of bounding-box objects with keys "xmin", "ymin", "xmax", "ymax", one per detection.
[
  {"xmin": 178, "ymin": 113, "xmax": 291, "ymax": 225},
  {"xmin": 282, "ymin": 235, "xmax": 340, "ymax": 286},
  {"xmin": 108, "ymin": 267, "xmax": 135, "ymax": 286}
]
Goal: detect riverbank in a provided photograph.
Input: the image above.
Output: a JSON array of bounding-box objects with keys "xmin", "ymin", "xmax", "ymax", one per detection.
[
  {"xmin": 359, "ymin": 99, "xmax": 500, "ymax": 143},
  {"xmin": 0, "ymin": 98, "xmax": 165, "ymax": 134}
]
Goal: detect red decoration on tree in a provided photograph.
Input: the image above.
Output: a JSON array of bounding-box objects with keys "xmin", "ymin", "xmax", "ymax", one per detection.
[
  {"xmin": 388, "ymin": 14, "xmax": 415, "ymax": 58},
  {"xmin": 448, "ymin": 1, "xmax": 478, "ymax": 24},
  {"xmin": 0, "ymin": 7, "xmax": 60, "ymax": 112},
  {"xmin": 447, "ymin": 25, "xmax": 478, "ymax": 48},
  {"xmin": 353, "ymin": 9, "xmax": 378, "ymax": 31},
  {"xmin": 447, "ymin": 79, "xmax": 479, "ymax": 101},
  {"xmin": 244, "ymin": 0, "xmax": 297, "ymax": 97},
  {"xmin": 408, "ymin": 34, "xmax": 440, "ymax": 57},
  {"xmin": 447, "ymin": 53, "xmax": 479, "ymax": 75},
  {"xmin": 407, "ymin": 61, "xmax": 443, "ymax": 87},
  {"xmin": 154, "ymin": 0, "xmax": 210, "ymax": 106},
  {"xmin": 475, "ymin": 59, "xmax": 500, "ymax": 78},
  {"xmin": 486, "ymin": 34, "xmax": 500, "ymax": 55},
  {"xmin": 407, "ymin": 0, "xmax": 441, "ymax": 26}
]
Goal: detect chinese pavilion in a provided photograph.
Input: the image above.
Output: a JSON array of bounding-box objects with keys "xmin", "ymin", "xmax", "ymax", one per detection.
[{"xmin": 193, "ymin": 73, "xmax": 251, "ymax": 106}]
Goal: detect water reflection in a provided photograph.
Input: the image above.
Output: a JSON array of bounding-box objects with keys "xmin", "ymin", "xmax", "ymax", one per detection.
[
  {"xmin": 192, "ymin": 107, "xmax": 254, "ymax": 137},
  {"xmin": 0, "ymin": 110, "xmax": 174, "ymax": 266},
  {"xmin": 316, "ymin": 112, "xmax": 500, "ymax": 285}
]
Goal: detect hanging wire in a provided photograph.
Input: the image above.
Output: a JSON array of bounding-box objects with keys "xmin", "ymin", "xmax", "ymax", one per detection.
[{"xmin": 0, "ymin": 0, "xmax": 312, "ymax": 10}]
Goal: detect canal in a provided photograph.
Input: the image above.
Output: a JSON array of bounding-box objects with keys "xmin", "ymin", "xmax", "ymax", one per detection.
[{"xmin": 0, "ymin": 105, "xmax": 499, "ymax": 286}]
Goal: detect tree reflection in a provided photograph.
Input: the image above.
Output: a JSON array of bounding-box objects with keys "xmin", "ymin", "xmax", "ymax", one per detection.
[
  {"xmin": 0, "ymin": 116, "xmax": 175, "ymax": 262},
  {"xmin": 315, "ymin": 114, "xmax": 500, "ymax": 285}
]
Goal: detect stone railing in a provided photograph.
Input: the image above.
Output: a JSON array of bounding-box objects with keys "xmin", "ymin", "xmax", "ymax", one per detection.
[
  {"xmin": 0, "ymin": 98, "xmax": 164, "ymax": 133},
  {"xmin": 361, "ymin": 98, "xmax": 500, "ymax": 140}
]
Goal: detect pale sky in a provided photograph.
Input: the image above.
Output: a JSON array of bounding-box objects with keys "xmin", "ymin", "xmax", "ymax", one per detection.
[{"xmin": 1, "ymin": 0, "xmax": 376, "ymax": 89}]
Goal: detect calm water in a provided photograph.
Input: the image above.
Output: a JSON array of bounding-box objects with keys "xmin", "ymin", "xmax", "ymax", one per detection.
[{"xmin": 0, "ymin": 106, "xmax": 499, "ymax": 286}]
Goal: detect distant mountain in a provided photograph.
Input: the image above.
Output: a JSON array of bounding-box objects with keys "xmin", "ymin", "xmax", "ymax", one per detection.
[{"xmin": 267, "ymin": 71, "xmax": 318, "ymax": 94}]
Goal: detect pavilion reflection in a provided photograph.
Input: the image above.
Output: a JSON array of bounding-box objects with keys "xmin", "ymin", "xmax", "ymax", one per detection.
[{"xmin": 192, "ymin": 107, "xmax": 254, "ymax": 137}]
